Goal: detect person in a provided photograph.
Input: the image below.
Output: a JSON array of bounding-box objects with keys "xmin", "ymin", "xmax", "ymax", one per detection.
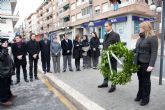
[
  {"xmin": 40, "ymin": 34, "xmax": 51, "ymax": 74},
  {"xmin": 50, "ymin": 36, "xmax": 61, "ymax": 73},
  {"xmin": 12, "ymin": 35, "xmax": 29, "ymax": 84},
  {"xmin": 98, "ymin": 22, "xmax": 120, "ymax": 93},
  {"xmin": 0, "ymin": 38, "xmax": 16, "ymax": 107},
  {"xmin": 90, "ymin": 32, "xmax": 100, "ymax": 69},
  {"xmin": 61, "ymin": 34, "xmax": 73, "ymax": 72},
  {"xmin": 27, "ymin": 33, "xmax": 40, "ymax": 82},
  {"xmin": 73, "ymin": 35, "xmax": 82, "ymax": 71},
  {"xmin": 134, "ymin": 21, "xmax": 158, "ymax": 106},
  {"xmin": 82, "ymin": 35, "xmax": 90, "ymax": 69}
]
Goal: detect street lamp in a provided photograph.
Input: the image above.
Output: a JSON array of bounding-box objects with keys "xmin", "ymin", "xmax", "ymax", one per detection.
[{"xmin": 148, "ymin": 0, "xmax": 164, "ymax": 85}]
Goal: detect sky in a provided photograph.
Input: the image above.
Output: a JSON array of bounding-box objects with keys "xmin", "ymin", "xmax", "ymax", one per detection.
[{"xmin": 15, "ymin": 0, "xmax": 44, "ymax": 28}]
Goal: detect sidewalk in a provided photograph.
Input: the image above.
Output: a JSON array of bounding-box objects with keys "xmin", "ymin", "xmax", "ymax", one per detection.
[{"xmin": 38, "ymin": 65, "xmax": 165, "ymax": 110}]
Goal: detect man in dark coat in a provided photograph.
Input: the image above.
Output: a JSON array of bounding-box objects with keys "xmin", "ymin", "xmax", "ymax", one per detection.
[
  {"xmin": 0, "ymin": 38, "xmax": 16, "ymax": 107},
  {"xmin": 98, "ymin": 22, "xmax": 120, "ymax": 93},
  {"xmin": 40, "ymin": 34, "xmax": 51, "ymax": 74},
  {"xmin": 27, "ymin": 33, "xmax": 40, "ymax": 82},
  {"xmin": 12, "ymin": 35, "xmax": 29, "ymax": 84},
  {"xmin": 61, "ymin": 34, "xmax": 73, "ymax": 72}
]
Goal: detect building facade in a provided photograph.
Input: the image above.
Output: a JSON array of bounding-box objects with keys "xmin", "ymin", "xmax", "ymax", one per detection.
[
  {"xmin": 25, "ymin": 0, "xmax": 155, "ymax": 49},
  {"xmin": 0, "ymin": 0, "xmax": 18, "ymax": 34}
]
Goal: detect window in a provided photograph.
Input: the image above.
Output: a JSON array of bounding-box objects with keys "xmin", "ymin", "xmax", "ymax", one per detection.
[
  {"xmin": 82, "ymin": 7, "xmax": 90, "ymax": 16},
  {"xmin": 95, "ymin": 6, "xmax": 100, "ymax": 14},
  {"xmin": 77, "ymin": 13, "xmax": 82, "ymax": 19},
  {"xmin": 71, "ymin": 3, "xmax": 76, "ymax": 10},
  {"xmin": 134, "ymin": 21, "xmax": 140, "ymax": 34},
  {"xmin": 102, "ymin": 2, "xmax": 109, "ymax": 13},
  {"xmin": 71, "ymin": 15, "xmax": 76, "ymax": 22}
]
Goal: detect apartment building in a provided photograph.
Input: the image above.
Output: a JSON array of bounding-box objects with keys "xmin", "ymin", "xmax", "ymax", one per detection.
[
  {"xmin": 0, "ymin": 0, "xmax": 18, "ymax": 34},
  {"xmin": 26, "ymin": 0, "xmax": 155, "ymax": 48}
]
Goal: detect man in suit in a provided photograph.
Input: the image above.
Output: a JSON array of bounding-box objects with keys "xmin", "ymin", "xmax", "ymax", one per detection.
[
  {"xmin": 12, "ymin": 35, "xmax": 29, "ymax": 84},
  {"xmin": 98, "ymin": 22, "xmax": 120, "ymax": 93},
  {"xmin": 27, "ymin": 33, "xmax": 40, "ymax": 82},
  {"xmin": 61, "ymin": 34, "xmax": 73, "ymax": 72},
  {"xmin": 40, "ymin": 34, "xmax": 51, "ymax": 74}
]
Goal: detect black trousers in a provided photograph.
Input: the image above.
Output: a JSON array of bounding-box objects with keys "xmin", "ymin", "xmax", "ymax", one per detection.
[
  {"xmin": 16, "ymin": 65, "xmax": 27, "ymax": 82},
  {"xmin": 41, "ymin": 58, "xmax": 50, "ymax": 72},
  {"xmin": 136, "ymin": 61, "xmax": 151, "ymax": 102},
  {"xmin": 0, "ymin": 77, "xmax": 12, "ymax": 103},
  {"xmin": 29, "ymin": 59, "xmax": 38, "ymax": 79},
  {"xmin": 75, "ymin": 58, "xmax": 80, "ymax": 70},
  {"xmin": 103, "ymin": 58, "xmax": 117, "ymax": 86}
]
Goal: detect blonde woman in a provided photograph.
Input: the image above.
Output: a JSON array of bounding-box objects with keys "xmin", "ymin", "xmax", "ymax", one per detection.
[{"xmin": 134, "ymin": 21, "xmax": 158, "ymax": 106}]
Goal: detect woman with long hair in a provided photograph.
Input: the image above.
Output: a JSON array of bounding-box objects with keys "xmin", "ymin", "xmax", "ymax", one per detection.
[
  {"xmin": 134, "ymin": 21, "xmax": 158, "ymax": 106},
  {"xmin": 73, "ymin": 35, "xmax": 82, "ymax": 71},
  {"xmin": 90, "ymin": 32, "xmax": 100, "ymax": 69}
]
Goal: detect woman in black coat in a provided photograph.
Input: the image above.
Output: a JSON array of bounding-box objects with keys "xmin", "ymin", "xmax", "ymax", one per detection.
[
  {"xmin": 73, "ymin": 35, "xmax": 82, "ymax": 71},
  {"xmin": 90, "ymin": 32, "xmax": 100, "ymax": 69},
  {"xmin": 134, "ymin": 21, "xmax": 158, "ymax": 106},
  {"xmin": 0, "ymin": 38, "xmax": 16, "ymax": 107},
  {"xmin": 12, "ymin": 35, "xmax": 28, "ymax": 84}
]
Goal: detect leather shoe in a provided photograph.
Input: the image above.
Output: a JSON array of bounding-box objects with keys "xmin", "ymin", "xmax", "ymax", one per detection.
[
  {"xmin": 98, "ymin": 84, "xmax": 108, "ymax": 88},
  {"xmin": 108, "ymin": 86, "xmax": 116, "ymax": 93},
  {"xmin": 134, "ymin": 97, "xmax": 141, "ymax": 102},
  {"xmin": 0, "ymin": 101, "xmax": 13, "ymax": 107},
  {"xmin": 140, "ymin": 100, "xmax": 149, "ymax": 106}
]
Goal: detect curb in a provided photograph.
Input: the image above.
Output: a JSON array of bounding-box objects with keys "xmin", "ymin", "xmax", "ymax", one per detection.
[{"xmin": 38, "ymin": 66, "xmax": 105, "ymax": 110}]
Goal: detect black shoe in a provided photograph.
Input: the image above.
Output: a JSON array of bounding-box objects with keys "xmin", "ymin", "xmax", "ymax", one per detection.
[
  {"xmin": 78, "ymin": 69, "xmax": 81, "ymax": 71},
  {"xmin": 24, "ymin": 79, "xmax": 29, "ymax": 83},
  {"xmin": 140, "ymin": 100, "xmax": 149, "ymax": 106},
  {"xmin": 63, "ymin": 70, "xmax": 66, "ymax": 72},
  {"xmin": 15, "ymin": 81, "xmax": 20, "ymax": 85},
  {"xmin": 35, "ymin": 77, "xmax": 39, "ymax": 80},
  {"xmin": 30, "ymin": 78, "xmax": 33, "ymax": 82},
  {"xmin": 69, "ymin": 69, "xmax": 73, "ymax": 72},
  {"xmin": 108, "ymin": 86, "xmax": 116, "ymax": 93},
  {"xmin": 134, "ymin": 97, "xmax": 141, "ymax": 102},
  {"xmin": 98, "ymin": 84, "xmax": 108, "ymax": 88}
]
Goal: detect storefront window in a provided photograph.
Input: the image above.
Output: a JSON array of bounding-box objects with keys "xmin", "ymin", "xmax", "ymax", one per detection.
[{"xmin": 134, "ymin": 21, "xmax": 140, "ymax": 34}]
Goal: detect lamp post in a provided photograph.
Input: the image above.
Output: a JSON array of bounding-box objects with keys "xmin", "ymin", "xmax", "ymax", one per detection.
[
  {"xmin": 88, "ymin": 0, "xmax": 94, "ymax": 36},
  {"xmin": 149, "ymin": 0, "xmax": 164, "ymax": 85}
]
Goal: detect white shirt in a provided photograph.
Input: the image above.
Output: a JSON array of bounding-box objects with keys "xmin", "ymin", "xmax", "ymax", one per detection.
[{"xmin": 107, "ymin": 30, "xmax": 112, "ymax": 34}]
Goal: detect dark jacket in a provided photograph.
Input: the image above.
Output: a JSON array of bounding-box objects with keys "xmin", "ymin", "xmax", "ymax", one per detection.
[
  {"xmin": 103, "ymin": 31, "xmax": 120, "ymax": 50},
  {"xmin": 40, "ymin": 39, "xmax": 51, "ymax": 60},
  {"xmin": 0, "ymin": 48, "xmax": 15, "ymax": 78},
  {"xmin": 73, "ymin": 40, "xmax": 82, "ymax": 59},
  {"xmin": 11, "ymin": 42, "xmax": 27, "ymax": 66},
  {"xmin": 50, "ymin": 42, "xmax": 61, "ymax": 57},
  {"xmin": 103, "ymin": 31, "xmax": 120, "ymax": 70},
  {"xmin": 134, "ymin": 36, "xmax": 158, "ymax": 66},
  {"xmin": 27, "ymin": 40, "xmax": 40, "ymax": 60},
  {"xmin": 90, "ymin": 37, "xmax": 100, "ymax": 57},
  {"xmin": 61, "ymin": 39, "xmax": 73, "ymax": 55},
  {"xmin": 82, "ymin": 40, "xmax": 91, "ymax": 56}
]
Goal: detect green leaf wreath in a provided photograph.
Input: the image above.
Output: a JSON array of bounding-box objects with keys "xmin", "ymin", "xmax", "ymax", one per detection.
[{"xmin": 98, "ymin": 42, "xmax": 139, "ymax": 85}]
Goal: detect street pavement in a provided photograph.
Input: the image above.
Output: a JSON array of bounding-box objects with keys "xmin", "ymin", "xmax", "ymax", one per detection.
[
  {"xmin": 0, "ymin": 71, "xmax": 69, "ymax": 110},
  {"xmin": 41, "ymin": 55, "xmax": 165, "ymax": 110}
]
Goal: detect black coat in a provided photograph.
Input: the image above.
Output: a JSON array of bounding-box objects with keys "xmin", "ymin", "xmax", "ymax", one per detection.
[
  {"xmin": 61, "ymin": 39, "xmax": 73, "ymax": 55},
  {"xmin": 90, "ymin": 37, "xmax": 100, "ymax": 57},
  {"xmin": 73, "ymin": 40, "xmax": 82, "ymax": 59},
  {"xmin": 11, "ymin": 42, "xmax": 27, "ymax": 66},
  {"xmin": 0, "ymin": 48, "xmax": 15, "ymax": 78},
  {"xmin": 27, "ymin": 40, "xmax": 40, "ymax": 60},
  {"xmin": 103, "ymin": 31, "xmax": 120, "ymax": 71},
  {"xmin": 103, "ymin": 31, "xmax": 120, "ymax": 50},
  {"xmin": 134, "ymin": 36, "xmax": 158, "ymax": 66},
  {"xmin": 82, "ymin": 40, "xmax": 91, "ymax": 56},
  {"xmin": 40, "ymin": 40, "xmax": 51, "ymax": 61}
]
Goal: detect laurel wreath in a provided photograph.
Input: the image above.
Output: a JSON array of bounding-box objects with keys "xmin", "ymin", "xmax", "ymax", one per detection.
[{"xmin": 98, "ymin": 42, "xmax": 139, "ymax": 85}]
